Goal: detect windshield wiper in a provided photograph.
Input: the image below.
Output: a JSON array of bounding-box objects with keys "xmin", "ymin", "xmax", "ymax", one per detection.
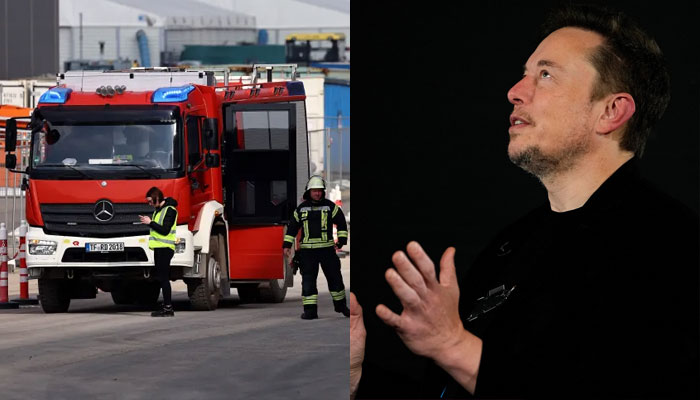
[
  {"xmin": 116, "ymin": 163, "xmax": 161, "ymax": 179},
  {"xmin": 39, "ymin": 163, "xmax": 96, "ymax": 180}
]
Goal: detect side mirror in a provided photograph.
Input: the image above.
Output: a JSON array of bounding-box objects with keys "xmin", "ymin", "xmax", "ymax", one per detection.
[
  {"xmin": 205, "ymin": 153, "xmax": 220, "ymax": 168},
  {"xmin": 5, "ymin": 119, "xmax": 17, "ymax": 152},
  {"xmin": 202, "ymin": 118, "xmax": 218, "ymax": 150},
  {"xmin": 5, "ymin": 154, "xmax": 16, "ymax": 170}
]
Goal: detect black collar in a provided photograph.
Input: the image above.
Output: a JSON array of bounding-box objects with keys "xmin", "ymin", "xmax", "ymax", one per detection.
[
  {"xmin": 582, "ymin": 157, "xmax": 641, "ymax": 212},
  {"xmin": 547, "ymin": 157, "xmax": 641, "ymax": 218}
]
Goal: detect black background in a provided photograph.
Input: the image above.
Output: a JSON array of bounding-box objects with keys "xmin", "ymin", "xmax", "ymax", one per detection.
[{"xmin": 350, "ymin": 0, "xmax": 699, "ymax": 397}]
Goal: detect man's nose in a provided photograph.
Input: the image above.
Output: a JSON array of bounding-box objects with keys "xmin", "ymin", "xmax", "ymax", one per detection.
[{"xmin": 507, "ymin": 76, "xmax": 532, "ymax": 105}]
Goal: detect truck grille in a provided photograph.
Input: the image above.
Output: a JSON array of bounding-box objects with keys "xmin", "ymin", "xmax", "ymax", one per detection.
[
  {"xmin": 62, "ymin": 247, "xmax": 149, "ymax": 263},
  {"xmin": 41, "ymin": 203, "xmax": 153, "ymax": 238}
]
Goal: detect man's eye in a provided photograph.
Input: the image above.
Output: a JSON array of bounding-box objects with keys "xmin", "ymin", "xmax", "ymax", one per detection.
[{"xmin": 540, "ymin": 70, "xmax": 551, "ymax": 78}]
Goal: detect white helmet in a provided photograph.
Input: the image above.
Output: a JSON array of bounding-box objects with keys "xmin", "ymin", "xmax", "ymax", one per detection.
[
  {"xmin": 303, "ymin": 175, "xmax": 326, "ymax": 200},
  {"xmin": 305, "ymin": 175, "xmax": 326, "ymax": 191}
]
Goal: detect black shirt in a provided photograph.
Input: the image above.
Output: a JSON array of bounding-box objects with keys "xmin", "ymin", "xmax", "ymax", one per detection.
[{"xmin": 445, "ymin": 158, "xmax": 699, "ymax": 398}]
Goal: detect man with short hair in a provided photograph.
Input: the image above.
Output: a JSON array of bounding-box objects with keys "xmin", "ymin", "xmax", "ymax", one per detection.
[{"xmin": 351, "ymin": 4, "xmax": 698, "ymax": 398}]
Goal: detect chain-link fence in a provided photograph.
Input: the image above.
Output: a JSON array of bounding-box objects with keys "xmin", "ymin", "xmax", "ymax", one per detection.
[{"xmin": 305, "ymin": 115, "xmax": 350, "ymax": 220}]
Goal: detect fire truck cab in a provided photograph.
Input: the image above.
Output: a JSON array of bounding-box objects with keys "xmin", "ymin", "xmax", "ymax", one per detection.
[{"xmin": 3, "ymin": 65, "xmax": 309, "ymax": 313}]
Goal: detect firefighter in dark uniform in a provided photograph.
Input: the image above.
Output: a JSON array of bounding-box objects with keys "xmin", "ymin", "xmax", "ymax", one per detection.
[
  {"xmin": 284, "ymin": 176, "xmax": 350, "ymax": 320},
  {"xmin": 139, "ymin": 186, "xmax": 178, "ymax": 317}
]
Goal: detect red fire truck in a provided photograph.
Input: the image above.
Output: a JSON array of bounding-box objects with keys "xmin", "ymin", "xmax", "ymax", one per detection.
[{"xmin": 3, "ymin": 65, "xmax": 309, "ymax": 313}]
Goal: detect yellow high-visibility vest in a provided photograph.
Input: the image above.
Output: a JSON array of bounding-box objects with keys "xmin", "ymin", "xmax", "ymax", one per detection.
[{"xmin": 149, "ymin": 205, "xmax": 177, "ymax": 250}]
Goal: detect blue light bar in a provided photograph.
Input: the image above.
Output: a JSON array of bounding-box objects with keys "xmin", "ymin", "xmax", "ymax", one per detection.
[
  {"xmin": 152, "ymin": 85, "xmax": 195, "ymax": 103},
  {"xmin": 38, "ymin": 88, "xmax": 72, "ymax": 104},
  {"xmin": 286, "ymin": 81, "xmax": 305, "ymax": 96}
]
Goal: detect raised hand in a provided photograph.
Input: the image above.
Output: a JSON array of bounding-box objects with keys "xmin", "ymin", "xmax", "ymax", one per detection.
[{"xmin": 376, "ymin": 241, "xmax": 481, "ymax": 394}]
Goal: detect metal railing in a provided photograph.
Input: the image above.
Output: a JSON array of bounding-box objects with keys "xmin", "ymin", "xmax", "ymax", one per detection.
[{"xmin": 0, "ymin": 126, "xmax": 31, "ymax": 262}]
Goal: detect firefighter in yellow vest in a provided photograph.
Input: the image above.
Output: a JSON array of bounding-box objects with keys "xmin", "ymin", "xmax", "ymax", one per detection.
[
  {"xmin": 284, "ymin": 176, "xmax": 349, "ymax": 319},
  {"xmin": 139, "ymin": 187, "xmax": 178, "ymax": 317}
]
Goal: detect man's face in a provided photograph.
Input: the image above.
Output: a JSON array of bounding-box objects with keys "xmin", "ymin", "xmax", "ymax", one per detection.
[
  {"xmin": 507, "ymin": 27, "xmax": 605, "ymax": 178},
  {"xmin": 310, "ymin": 189, "xmax": 323, "ymax": 201}
]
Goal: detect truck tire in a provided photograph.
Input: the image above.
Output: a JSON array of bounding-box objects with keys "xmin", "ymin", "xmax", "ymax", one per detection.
[
  {"xmin": 110, "ymin": 284, "xmax": 133, "ymax": 305},
  {"xmin": 38, "ymin": 279, "xmax": 70, "ymax": 313},
  {"xmin": 236, "ymin": 255, "xmax": 291, "ymax": 303},
  {"xmin": 257, "ymin": 256, "xmax": 291, "ymax": 303},
  {"xmin": 188, "ymin": 235, "xmax": 224, "ymax": 310}
]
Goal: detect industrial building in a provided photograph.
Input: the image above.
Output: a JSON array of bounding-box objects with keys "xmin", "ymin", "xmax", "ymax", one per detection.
[
  {"xmin": 58, "ymin": 0, "xmax": 349, "ymax": 70},
  {"xmin": 2, "ymin": 0, "xmax": 350, "ymax": 192}
]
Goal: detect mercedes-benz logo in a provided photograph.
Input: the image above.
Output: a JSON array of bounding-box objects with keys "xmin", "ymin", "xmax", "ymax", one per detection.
[{"xmin": 94, "ymin": 200, "xmax": 115, "ymax": 222}]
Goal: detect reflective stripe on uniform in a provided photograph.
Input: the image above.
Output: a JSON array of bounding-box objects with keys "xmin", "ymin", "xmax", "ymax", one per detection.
[
  {"xmin": 303, "ymin": 220, "xmax": 309, "ymax": 243},
  {"xmin": 284, "ymin": 235, "xmax": 295, "ymax": 243},
  {"xmin": 332, "ymin": 205, "xmax": 339, "ymax": 218},
  {"xmin": 302, "ymin": 294, "xmax": 318, "ymax": 305},
  {"xmin": 300, "ymin": 206, "xmax": 330, "ymax": 212},
  {"xmin": 321, "ymin": 209, "xmax": 328, "ymax": 242},
  {"xmin": 293, "ymin": 210, "xmax": 299, "ymax": 222},
  {"xmin": 149, "ymin": 237, "xmax": 176, "ymax": 245},
  {"xmin": 337, "ymin": 231, "xmax": 348, "ymax": 238},
  {"xmin": 330, "ymin": 290, "xmax": 346, "ymax": 301},
  {"xmin": 299, "ymin": 242, "xmax": 335, "ymax": 249}
]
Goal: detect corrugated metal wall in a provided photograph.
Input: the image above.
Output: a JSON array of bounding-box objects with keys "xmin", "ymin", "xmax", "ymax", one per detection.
[
  {"xmin": 165, "ymin": 28, "xmax": 257, "ymax": 55},
  {"xmin": 59, "ymin": 26, "xmax": 161, "ymax": 72},
  {"xmin": 59, "ymin": 25, "xmax": 259, "ymax": 69},
  {"xmin": 0, "ymin": 0, "xmax": 59, "ymax": 79},
  {"xmin": 58, "ymin": 28, "xmax": 73, "ymax": 67}
]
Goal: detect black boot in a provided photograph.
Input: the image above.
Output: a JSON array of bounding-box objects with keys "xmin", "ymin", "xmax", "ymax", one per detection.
[
  {"xmin": 300, "ymin": 304, "xmax": 318, "ymax": 320},
  {"xmin": 151, "ymin": 304, "xmax": 175, "ymax": 317},
  {"xmin": 334, "ymin": 299, "xmax": 350, "ymax": 317}
]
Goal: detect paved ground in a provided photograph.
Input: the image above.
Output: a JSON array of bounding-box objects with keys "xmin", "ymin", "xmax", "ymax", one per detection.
[{"xmin": 0, "ymin": 249, "xmax": 350, "ymax": 400}]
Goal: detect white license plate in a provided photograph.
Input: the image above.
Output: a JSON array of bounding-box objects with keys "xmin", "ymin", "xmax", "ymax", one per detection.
[{"xmin": 86, "ymin": 242, "xmax": 124, "ymax": 252}]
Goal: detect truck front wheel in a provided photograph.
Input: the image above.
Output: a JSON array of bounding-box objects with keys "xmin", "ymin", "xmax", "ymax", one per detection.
[
  {"xmin": 38, "ymin": 279, "xmax": 70, "ymax": 313},
  {"xmin": 188, "ymin": 235, "xmax": 224, "ymax": 310}
]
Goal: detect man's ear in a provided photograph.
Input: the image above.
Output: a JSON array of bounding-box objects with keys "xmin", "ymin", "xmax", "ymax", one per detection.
[{"xmin": 596, "ymin": 93, "xmax": 636, "ymax": 135}]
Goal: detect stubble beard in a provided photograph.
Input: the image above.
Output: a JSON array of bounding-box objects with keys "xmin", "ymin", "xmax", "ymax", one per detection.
[{"xmin": 509, "ymin": 130, "xmax": 591, "ymax": 181}]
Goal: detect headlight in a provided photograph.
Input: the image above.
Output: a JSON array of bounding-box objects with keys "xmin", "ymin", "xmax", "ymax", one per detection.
[
  {"xmin": 175, "ymin": 238, "xmax": 186, "ymax": 254},
  {"xmin": 28, "ymin": 240, "xmax": 57, "ymax": 255}
]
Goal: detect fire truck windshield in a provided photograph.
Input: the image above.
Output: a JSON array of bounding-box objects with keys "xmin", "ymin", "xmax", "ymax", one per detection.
[{"xmin": 32, "ymin": 122, "xmax": 180, "ymax": 172}]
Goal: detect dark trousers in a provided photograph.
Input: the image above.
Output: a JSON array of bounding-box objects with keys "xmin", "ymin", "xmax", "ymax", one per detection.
[
  {"xmin": 299, "ymin": 247, "xmax": 345, "ymax": 301},
  {"xmin": 154, "ymin": 247, "xmax": 174, "ymax": 306}
]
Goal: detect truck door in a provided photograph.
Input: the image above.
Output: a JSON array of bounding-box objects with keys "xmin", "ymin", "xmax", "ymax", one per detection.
[
  {"xmin": 222, "ymin": 103, "xmax": 309, "ymax": 280},
  {"xmin": 186, "ymin": 116, "xmax": 215, "ymax": 216}
]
